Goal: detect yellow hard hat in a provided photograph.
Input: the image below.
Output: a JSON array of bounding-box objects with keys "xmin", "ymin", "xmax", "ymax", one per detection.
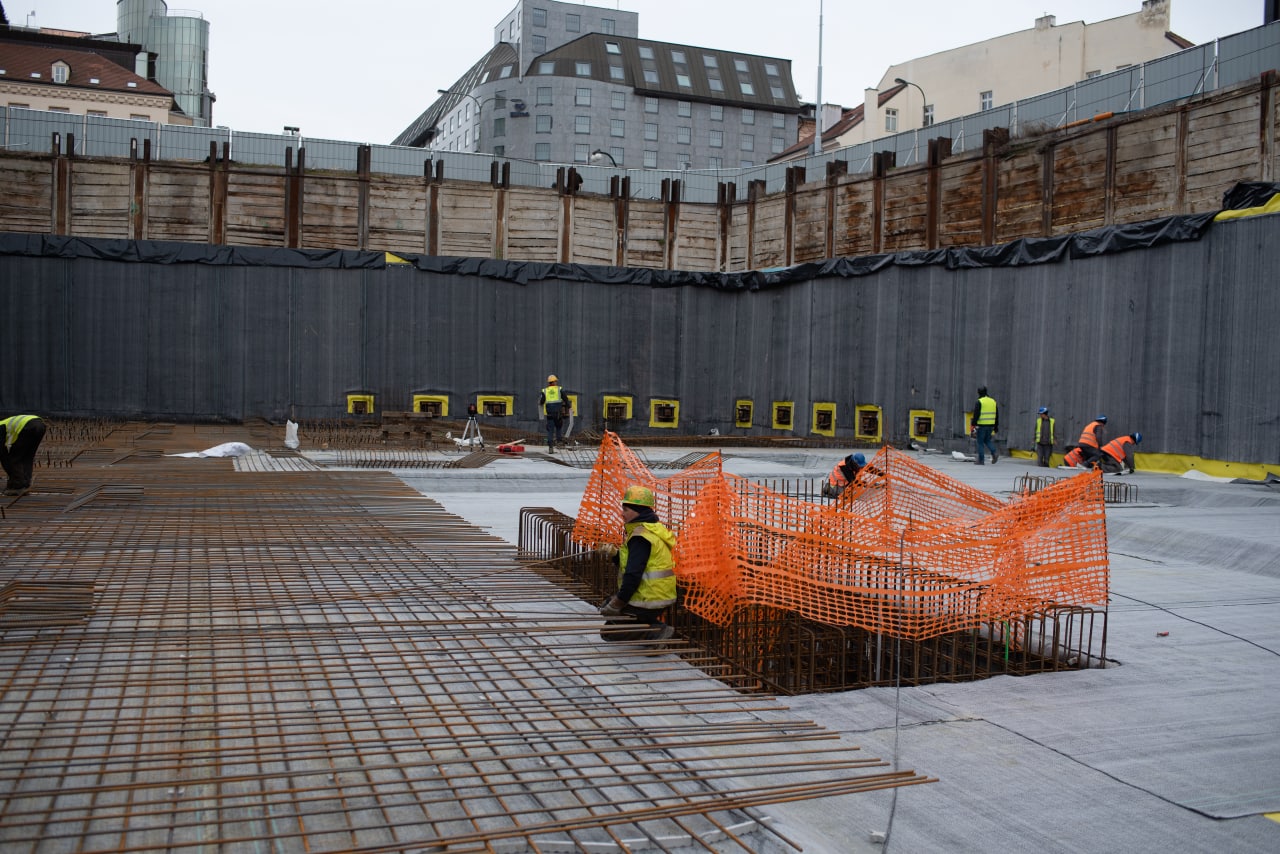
[
  {"xmin": 546, "ymin": 374, "xmax": 558, "ymax": 383},
  {"xmin": 621, "ymin": 484, "xmax": 656, "ymax": 507}
]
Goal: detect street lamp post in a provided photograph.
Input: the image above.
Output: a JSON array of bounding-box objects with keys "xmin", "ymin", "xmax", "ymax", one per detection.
[
  {"xmin": 589, "ymin": 149, "xmax": 617, "ymax": 167},
  {"xmin": 894, "ymin": 77, "xmax": 930, "ymax": 128}
]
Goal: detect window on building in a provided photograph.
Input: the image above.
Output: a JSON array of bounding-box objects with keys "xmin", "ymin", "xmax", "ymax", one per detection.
[
  {"xmin": 532, "ymin": 34, "xmax": 547, "ymax": 53},
  {"xmin": 606, "ymin": 41, "xmax": 621, "ymax": 54},
  {"xmin": 87, "ymin": 109, "xmax": 108, "ymax": 117},
  {"xmin": 644, "ymin": 122, "xmax": 658, "ymax": 141},
  {"xmin": 611, "ymin": 118, "xmax": 625, "ymax": 137},
  {"xmin": 676, "ymin": 73, "xmax": 691, "ymax": 88},
  {"xmin": 709, "ymin": 130, "xmax": 723, "ymax": 148},
  {"xmin": 48, "ymin": 106, "xmax": 70, "ymax": 112},
  {"xmin": 574, "ymin": 143, "xmax": 590, "ymax": 162},
  {"xmin": 532, "ymin": 7, "xmax": 547, "ymax": 27},
  {"xmin": 644, "ymin": 68, "xmax": 659, "ymax": 84},
  {"xmin": 771, "ymin": 136, "xmax": 784, "ymax": 154},
  {"xmin": 1086, "ymin": 69, "xmax": 1101, "ymax": 79},
  {"xmin": 740, "ymin": 80, "xmax": 755, "ymax": 96},
  {"xmin": 538, "ymin": 60, "xmax": 554, "ymax": 75},
  {"xmin": 576, "ymin": 61, "xmax": 591, "ymax": 77},
  {"xmin": 603, "ymin": 18, "xmax": 616, "ymax": 34},
  {"xmin": 610, "ymin": 146, "xmax": 624, "ymax": 165},
  {"xmin": 708, "ymin": 76, "xmax": 723, "ymax": 92},
  {"xmin": 671, "ymin": 50, "xmax": 686, "ymax": 64},
  {"xmin": 770, "ymin": 85, "xmax": 784, "ymax": 99},
  {"xmin": 535, "ymin": 142, "xmax": 551, "ymax": 160},
  {"xmin": 885, "ymin": 108, "xmax": 898, "ymax": 132},
  {"xmin": 576, "ymin": 87, "xmax": 591, "ymax": 106},
  {"xmin": 611, "ymin": 91, "xmax": 625, "ymax": 109},
  {"xmin": 740, "ymin": 159, "xmax": 753, "ymax": 167},
  {"xmin": 772, "ymin": 112, "xmax": 784, "ymax": 128},
  {"xmin": 52, "ymin": 63, "xmax": 69, "ymax": 84},
  {"xmin": 710, "ymin": 104, "xmax": 723, "ymax": 121},
  {"xmin": 765, "ymin": 62, "xmax": 779, "ymax": 77},
  {"xmin": 677, "ymin": 101, "xmax": 692, "ymax": 117},
  {"xmin": 610, "ymin": 64, "xmax": 624, "ymax": 80},
  {"xmin": 923, "ymin": 104, "xmax": 934, "ymax": 126},
  {"xmin": 537, "ymin": 114, "xmax": 553, "ymax": 133},
  {"xmin": 645, "ymin": 97, "xmax": 658, "ymax": 114},
  {"xmin": 639, "ymin": 45, "xmax": 654, "ymax": 59},
  {"xmin": 500, "ymin": 65, "xmax": 513, "ymax": 78},
  {"xmin": 575, "ymin": 115, "xmax": 591, "ymax": 133},
  {"xmin": 537, "ymin": 86, "xmax": 553, "ymax": 105},
  {"xmin": 493, "ymin": 117, "xmax": 505, "ymax": 137},
  {"xmin": 741, "ymin": 134, "xmax": 754, "ymax": 151},
  {"xmin": 709, "ymin": 156, "xmax": 722, "ymax": 169},
  {"xmin": 566, "ymin": 13, "xmax": 580, "ymax": 32},
  {"xmin": 742, "ymin": 109, "xmax": 754, "ymax": 125},
  {"xmin": 494, "ymin": 144, "xmax": 505, "ymax": 156},
  {"xmin": 643, "ymin": 149, "xmax": 658, "ymax": 168},
  {"xmin": 677, "ymin": 126, "xmax": 691, "ymax": 144},
  {"xmin": 464, "ymin": 129, "xmax": 471, "ymax": 146},
  {"xmin": 704, "ymin": 55, "xmax": 719, "ymax": 68},
  {"xmin": 734, "ymin": 59, "xmax": 748, "ymax": 73},
  {"xmin": 980, "ymin": 90, "xmax": 993, "ymax": 110}
]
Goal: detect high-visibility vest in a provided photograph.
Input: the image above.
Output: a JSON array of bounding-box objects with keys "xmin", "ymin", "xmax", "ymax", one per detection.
[
  {"xmin": 618, "ymin": 520, "xmax": 677, "ymax": 608},
  {"xmin": 1034, "ymin": 416, "xmax": 1056, "ymax": 444},
  {"xmin": 542, "ymin": 385, "xmax": 563, "ymax": 407},
  {"xmin": 1, "ymin": 415, "xmax": 39, "ymax": 447},
  {"xmin": 1101, "ymin": 435, "xmax": 1134, "ymax": 462},
  {"xmin": 1063, "ymin": 446, "xmax": 1084, "ymax": 467},
  {"xmin": 1078, "ymin": 420, "xmax": 1105, "ymax": 448},
  {"xmin": 975, "ymin": 396, "xmax": 997, "ymax": 426}
]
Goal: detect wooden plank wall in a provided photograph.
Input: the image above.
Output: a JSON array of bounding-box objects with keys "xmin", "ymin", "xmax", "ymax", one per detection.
[{"xmin": 1, "ymin": 74, "xmax": 1275, "ymax": 268}]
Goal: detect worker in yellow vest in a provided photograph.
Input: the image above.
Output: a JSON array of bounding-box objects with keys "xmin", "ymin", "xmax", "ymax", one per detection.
[
  {"xmin": 971, "ymin": 386, "xmax": 999, "ymax": 465},
  {"xmin": 1, "ymin": 414, "xmax": 47, "ymax": 495},
  {"xmin": 598, "ymin": 484, "xmax": 678, "ymax": 643},
  {"xmin": 1033, "ymin": 407, "xmax": 1056, "ymax": 467},
  {"xmin": 539, "ymin": 374, "xmax": 568, "ymax": 453}
]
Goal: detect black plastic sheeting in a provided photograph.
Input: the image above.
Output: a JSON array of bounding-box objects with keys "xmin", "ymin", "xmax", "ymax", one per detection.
[
  {"xmin": 1221, "ymin": 181, "xmax": 1280, "ymax": 210},
  {"xmin": 0, "ymin": 203, "xmax": 1230, "ymax": 290}
]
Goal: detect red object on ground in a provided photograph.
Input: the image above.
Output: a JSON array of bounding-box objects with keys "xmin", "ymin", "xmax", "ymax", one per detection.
[{"xmin": 498, "ymin": 442, "xmax": 525, "ymax": 453}]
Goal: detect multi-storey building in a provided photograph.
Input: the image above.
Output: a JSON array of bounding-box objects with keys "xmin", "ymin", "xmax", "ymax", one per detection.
[
  {"xmin": 393, "ymin": 0, "xmax": 800, "ymax": 170},
  {"xmin": 114, "ymin": 0, "xmax": 214, "ymax": 127},
  {"xmin": 0, "ymin": 26, "xmax": 187, "ymax": 125}
]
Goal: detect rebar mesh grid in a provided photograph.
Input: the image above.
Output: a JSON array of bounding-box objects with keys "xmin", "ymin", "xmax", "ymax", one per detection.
[{"xmin": 1, "ymin": 426, "xmax": 932, "ymax": 853}]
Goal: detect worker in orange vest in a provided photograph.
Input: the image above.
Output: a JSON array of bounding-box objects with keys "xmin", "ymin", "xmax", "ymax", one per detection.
[
  {"xmin": 1098, "ymin": 433, "xmax": 1141, "ymax": 474},
  {"xmin": 1076, "ymin": 415, "xmax": 1108, "ymax": 467},
  {"xmin": 1060, "ymin": 445, "xmax": 1086, "ymax": 469}
]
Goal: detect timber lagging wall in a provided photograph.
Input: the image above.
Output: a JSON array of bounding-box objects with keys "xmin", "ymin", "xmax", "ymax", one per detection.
[{"xmin": 0, "ymin": 75, "xmax": 1276, "ymax": 268}]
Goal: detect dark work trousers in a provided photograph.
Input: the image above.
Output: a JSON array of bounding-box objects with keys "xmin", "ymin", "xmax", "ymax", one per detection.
[
  {"xmin": 1079, "ymin": 443, "xmax": 1105, "ymax": 467},
  {"xmin": 545, "ymin": 403, "xmax": 565, "ymax": 447},
  {"xmin": 2, "ymin": 418, "xmax": 46, "ymax": 491},
  {"xmin": 1036, "ymin": 443, "xmax": 1053, "ymax": 467},
  {"xmin": 600, "ymin": 603, "xmax": 667, "ymax": 642}
]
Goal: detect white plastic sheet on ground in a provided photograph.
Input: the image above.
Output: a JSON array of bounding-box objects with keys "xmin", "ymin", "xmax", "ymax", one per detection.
[{"xmin": 167, "ymin": 442, "xmax": 255, "ymax": 458}]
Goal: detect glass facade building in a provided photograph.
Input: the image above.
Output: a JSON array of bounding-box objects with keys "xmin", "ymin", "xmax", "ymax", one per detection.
[{"xmin": 117, "ymin": 0, "xmax": 213, "ymax": 125}]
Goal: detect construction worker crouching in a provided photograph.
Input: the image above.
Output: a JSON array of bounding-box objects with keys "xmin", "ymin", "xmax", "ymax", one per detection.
[
  {"xmin": 539, "ymin": 374, "xmax": 568, "ymax": 453},
  {"xmin": 1098, "ymin": 432, "xmax": 1142, "ymax": 474},
  {"xmin": 598, "ymin": 484, "xmax": 677, "ymax": 643},
  {"xmin": 1076, "ymin": 415, "xmax": 1108, "ymax": 467},
  {"xmin": 1, "ymin": 414, "xmax": 46, "ymax": 496},
  {"xmin": 822, "ymin": 453, "xmax": 866, "ymax": 498}
]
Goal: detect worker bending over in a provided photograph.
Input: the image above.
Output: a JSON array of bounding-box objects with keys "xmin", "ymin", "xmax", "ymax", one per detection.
[
  {"xmin": 1077, "ymin": 415, "xmax": 1108, "ymax": 467},
  {"xmin": 598, "ymin": 484, "xmax": 677, "ymax": 643},
  {"xmin": 1098, "ymin": 433, "xmax": 1142, "ymax": 474},
  {"xmin": 823, "ymin": 453, "xmax": 867, "ymax": 498},
  {"xmin": 1, "ymin": 414, "xmax": 46, "ymax": 496}
]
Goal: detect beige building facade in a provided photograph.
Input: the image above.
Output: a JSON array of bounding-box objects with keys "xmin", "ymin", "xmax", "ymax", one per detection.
[{"xmin": 832, "ymin": 0, "xmax": 1190, "ymax": 149}]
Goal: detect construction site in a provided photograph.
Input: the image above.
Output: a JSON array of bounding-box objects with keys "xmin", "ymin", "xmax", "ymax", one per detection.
[{"xmin": 0, "ymin": 418, "xmax": 1277, "ymax": 852}]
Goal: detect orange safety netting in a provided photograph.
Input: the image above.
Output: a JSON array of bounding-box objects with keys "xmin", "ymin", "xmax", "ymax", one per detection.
[{"xmin": 573, "ymin": 433, "xmax": 1109, "ymax": 640}]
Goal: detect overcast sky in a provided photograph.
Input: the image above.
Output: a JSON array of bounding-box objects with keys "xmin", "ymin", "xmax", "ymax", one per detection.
[{"xmin": 20, "ymin": 0, "xmax": 1270, "ymax": 143}]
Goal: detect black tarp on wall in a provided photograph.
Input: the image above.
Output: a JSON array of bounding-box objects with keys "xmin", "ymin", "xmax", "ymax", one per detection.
[{"xmin": 1, "ymin": 208, "xmax": 1277, "ymax": 463}]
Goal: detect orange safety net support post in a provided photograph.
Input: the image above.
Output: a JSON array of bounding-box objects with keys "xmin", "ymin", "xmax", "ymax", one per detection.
[{"xmin": 573, "ymin": 440, "xmax": 1110, "ymax": 642}]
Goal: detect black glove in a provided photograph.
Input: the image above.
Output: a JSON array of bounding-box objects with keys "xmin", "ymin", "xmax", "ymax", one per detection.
[{"xmin": 598, "ymin": 596, "xmax": 625, "ymax": 617}]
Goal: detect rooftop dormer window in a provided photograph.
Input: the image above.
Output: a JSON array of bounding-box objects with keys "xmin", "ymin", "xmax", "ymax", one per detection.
[{"xmin": 52, "ymin": 62, "xmax": 70, "ymax": 84}]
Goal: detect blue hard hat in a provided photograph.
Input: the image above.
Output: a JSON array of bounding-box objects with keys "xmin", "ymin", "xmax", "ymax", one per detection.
[
  {"xmin": 1038, "ymin": 407, "xmax": 1048, "ymax": 414},
  {"xmin": 1133, "ymin": 432, "xmax": 1142, "ymax": 443},
  {"xmin": 1096, "ymin": 414, "xmax": 1108, "ymax": 423},
  {"xmin": 851, "ymin": 453, "xmax": 866, "ymax": 466}
]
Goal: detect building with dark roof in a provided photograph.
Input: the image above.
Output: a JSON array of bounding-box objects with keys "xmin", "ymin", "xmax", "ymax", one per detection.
[
  {"xmin": 392, "ymin": 0, "xmax": 800, "ymax": 170},
  {"xmin": 0, "ymin": 26, "xmax": 187, "ymax": 125}
]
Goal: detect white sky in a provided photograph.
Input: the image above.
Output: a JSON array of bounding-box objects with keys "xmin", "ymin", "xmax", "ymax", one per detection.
[{"xmin": 20, "ymin": 0, "xmax": 1269, "ymax": 143}]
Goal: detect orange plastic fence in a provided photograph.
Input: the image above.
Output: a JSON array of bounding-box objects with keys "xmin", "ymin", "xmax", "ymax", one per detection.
[{"xmin": 573, "ymin": 434, "xmax": 1109, "ymax": 641}]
